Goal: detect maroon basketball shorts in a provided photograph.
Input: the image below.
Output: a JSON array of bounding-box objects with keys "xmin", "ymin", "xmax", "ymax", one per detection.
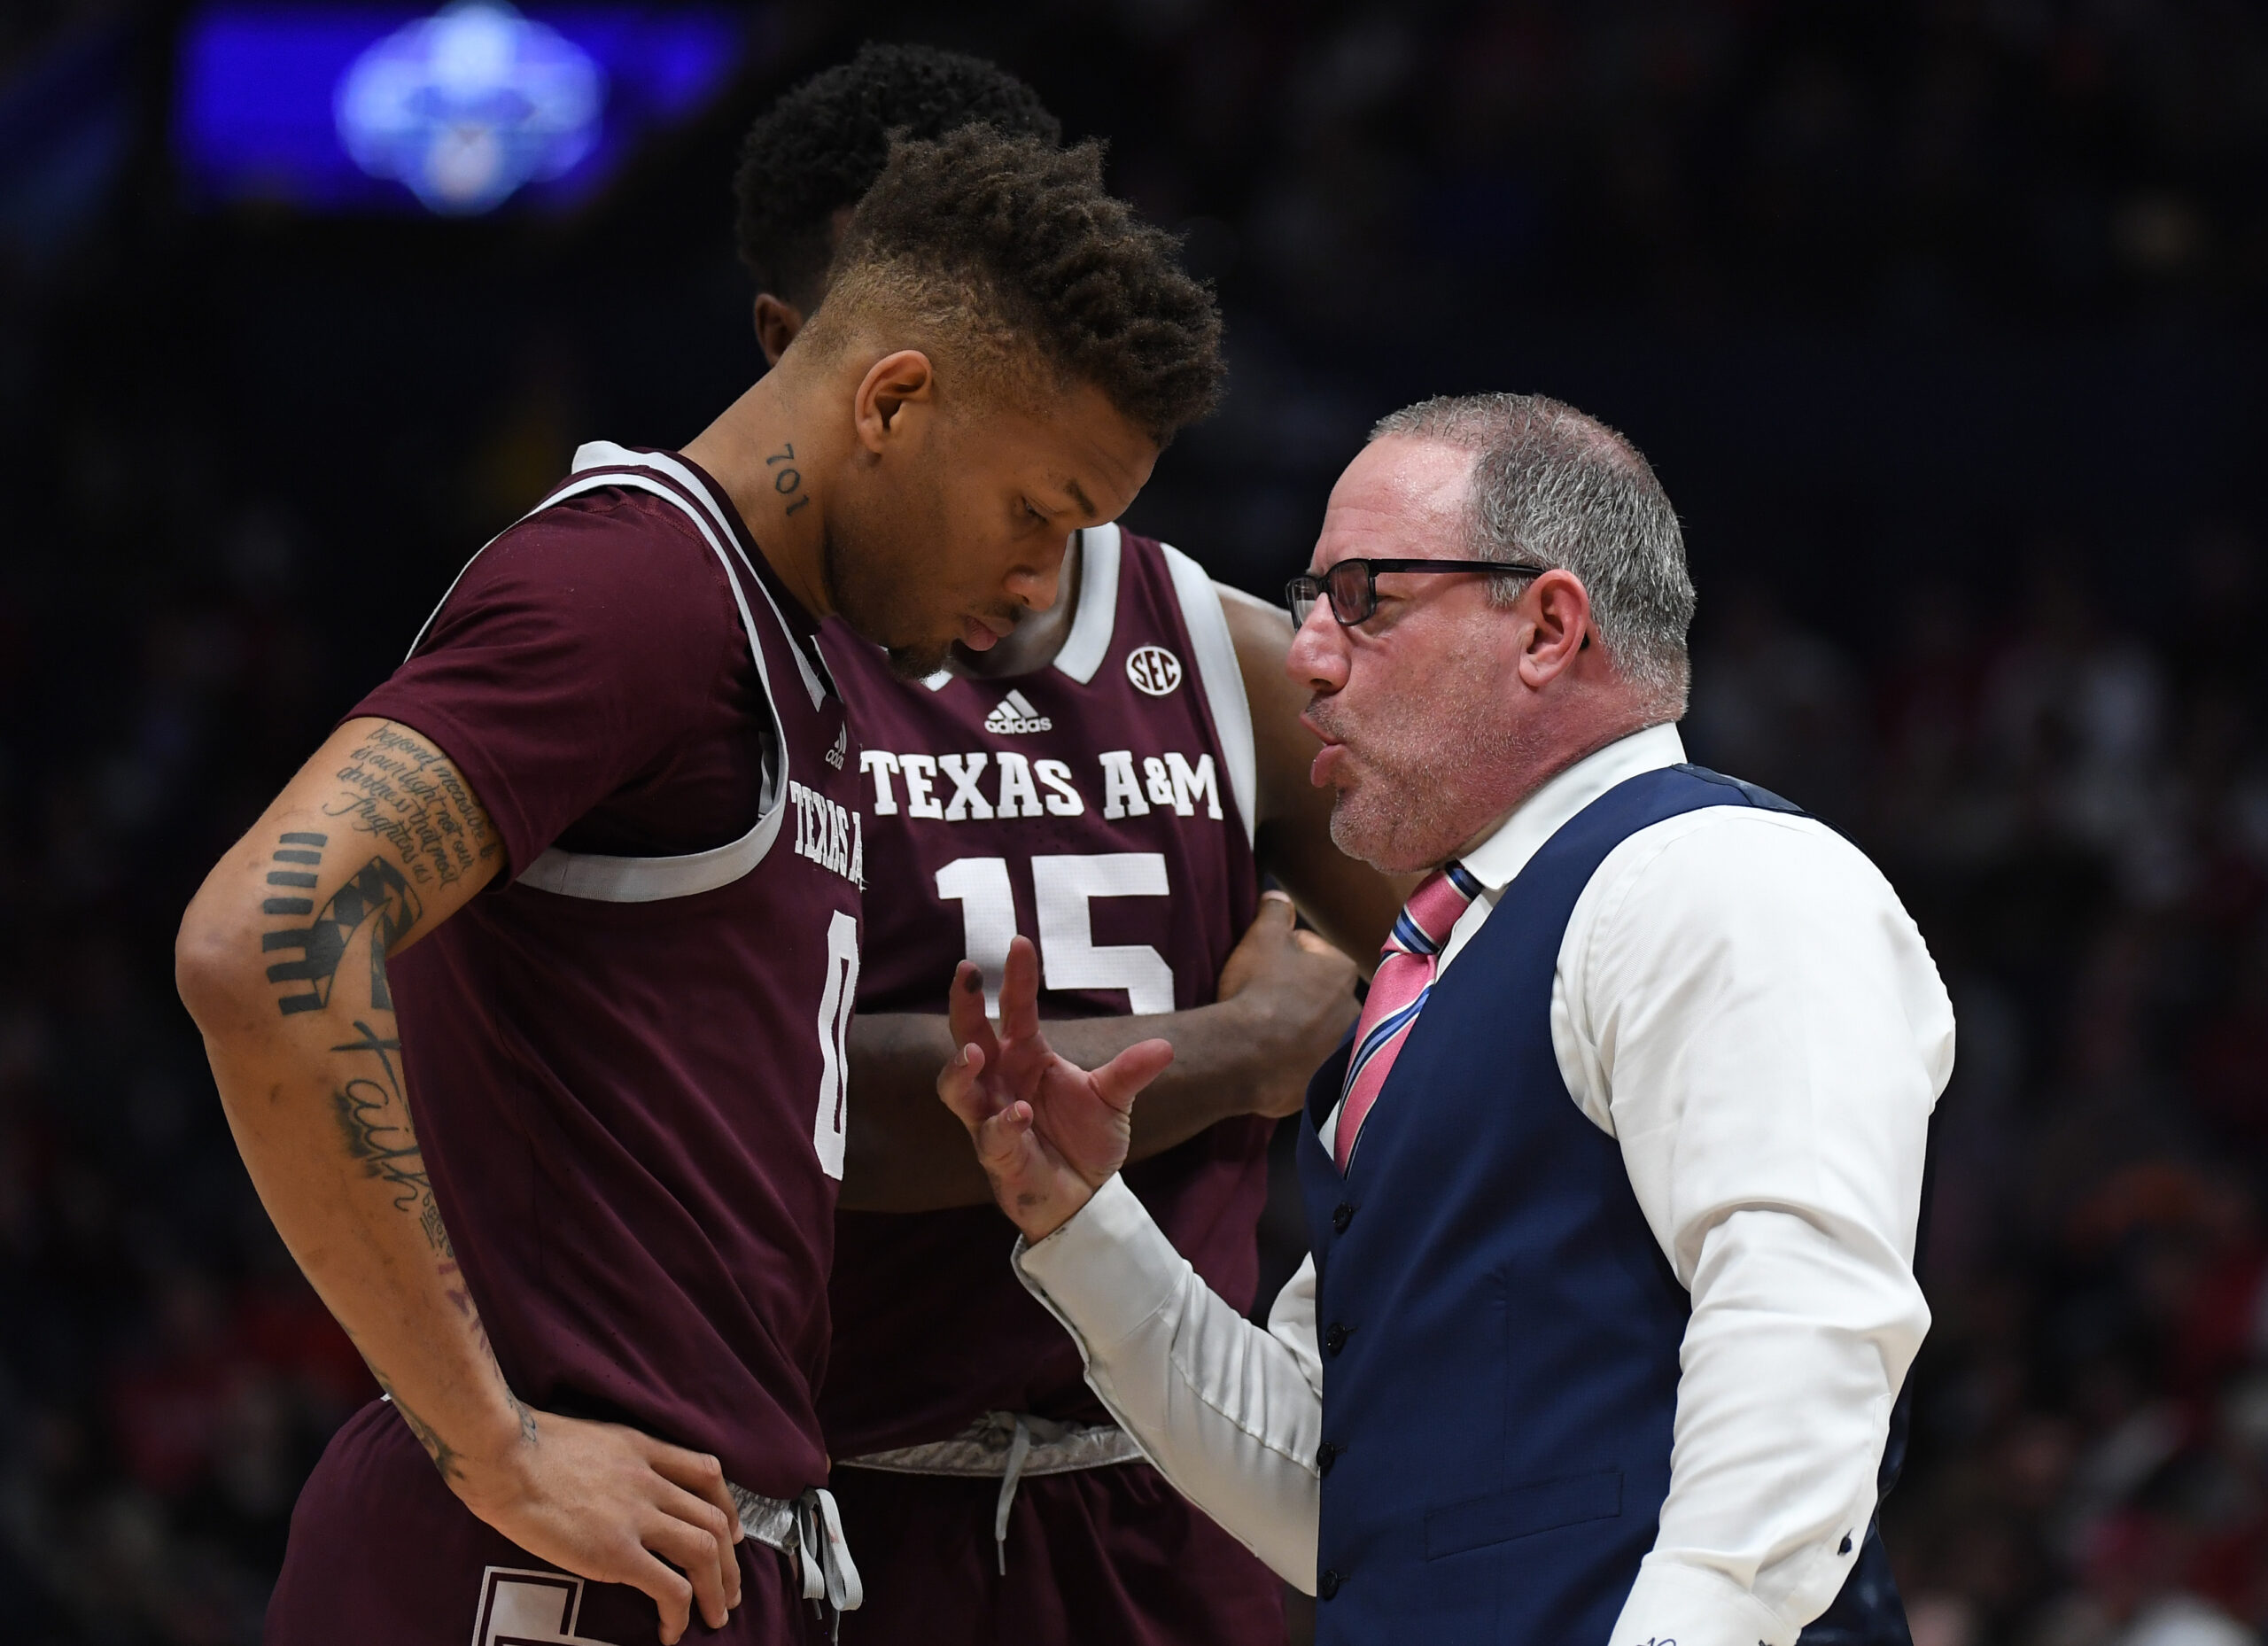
[
  {"xmin": 827, "ymin": 1458, "xmax": 1283, "ymax": 1646},
  {"xmin": 269, "ymin": 1401, "xmax": 827, "ymax": 1646}
]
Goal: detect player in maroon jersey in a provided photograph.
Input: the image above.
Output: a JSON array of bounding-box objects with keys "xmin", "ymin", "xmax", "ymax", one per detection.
[
  {"xmin": 173, "ymin": 130, "xmax": 1223, "ymax": 1646},
  {"xmin": 735, "ymin": 50, "xmax": 1406, "ymax": 1644}
]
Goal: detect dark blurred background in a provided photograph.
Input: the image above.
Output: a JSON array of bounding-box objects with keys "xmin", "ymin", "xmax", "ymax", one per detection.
[{"xmin": 4, "ymin": 2, "xmax": 2268, "ymax": 1642}]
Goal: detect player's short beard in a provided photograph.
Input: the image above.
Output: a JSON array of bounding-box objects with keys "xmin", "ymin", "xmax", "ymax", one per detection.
[{"xmin": 820, "ymin": 494, "xmax": 955, "ymax": 681}]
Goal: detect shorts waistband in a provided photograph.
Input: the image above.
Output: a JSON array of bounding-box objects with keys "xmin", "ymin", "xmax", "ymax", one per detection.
[
  {"xmin": 837, "ymin": 1410, "xmax": 1144, "ymax": 1479},
  {"xmin": 836, "ymin": 1411, "xmax": 1146, "ymax": 1577}
]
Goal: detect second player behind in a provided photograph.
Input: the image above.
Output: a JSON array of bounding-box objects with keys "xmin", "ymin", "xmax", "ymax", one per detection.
[{"xmin": 734, "ymin": 45, "xmax": 1410, "ymax": 1646}]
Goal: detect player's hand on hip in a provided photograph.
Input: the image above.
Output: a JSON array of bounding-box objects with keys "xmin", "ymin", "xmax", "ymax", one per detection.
[
  {"xmin": 449, "ymin": 1409, "xmax": 744, "ymax": 1645},
  {"xmin": 936, "ymin": 935, "xmax": 1174, "ymax": 1243},
  {"xmin": 1216, "ymin": 891, "xmax": 1363, "ymax": 1119}
]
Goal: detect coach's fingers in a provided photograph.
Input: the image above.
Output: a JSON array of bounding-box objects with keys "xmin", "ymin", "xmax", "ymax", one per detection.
[
  {"xmin": 975, "ymin": 1099, "xmax": 1038, "ymax": 1170},
  {"xmin": 997, "ymin": 935, "xmax": 1044, "ymax": 1046},
  {"xmin": 1292, "ymin": 928, "xmax": 1339, "ymax": 957},
  {"xmin": 946, "ymin": 961, "xmax": 1000, "ymax": 1067},
  {"xmin": 625, "ymin": 1543, "xmax": 696, "ymax": 1644},
  {"xmin": 644, "ymin": 1507, "xmax": 732, "ymax": 1633},
  {"xmin": 1089, "ymin": 1038, "xmax": 1176, "ymax": 1114},
  {"xmin": 938, "ymin": 1041, "xmax": 995, "ymax": 1133}
]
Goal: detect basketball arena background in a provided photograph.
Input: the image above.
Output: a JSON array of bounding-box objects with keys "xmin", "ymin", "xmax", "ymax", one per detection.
[{"xmin": 3, "ymin": 3, "xmax": 2267, "ymax": 1642}]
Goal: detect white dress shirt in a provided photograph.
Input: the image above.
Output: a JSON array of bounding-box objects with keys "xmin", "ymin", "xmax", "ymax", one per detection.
[{"xmin": 1014, "ymin": 723, "xmax": 1955, "ymax": 1646}]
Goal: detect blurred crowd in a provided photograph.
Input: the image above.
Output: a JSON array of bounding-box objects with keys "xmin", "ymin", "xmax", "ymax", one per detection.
[
  {"xmin": 4, "ymin": 2, "xmax": 2267, "ymax": 1643},
  {"xmin": 1683, "ymin": 542, "xmax": 2268, "ymax": 1646},
  {"xmin": 1062, "ymin": 0, "xmax": 2268, "ymax": 333}
]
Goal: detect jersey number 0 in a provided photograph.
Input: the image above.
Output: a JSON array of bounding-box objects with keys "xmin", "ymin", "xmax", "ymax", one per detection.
[{"xmin": 812, "ymin": 910, "xmax": 859, "ymax": 1179}]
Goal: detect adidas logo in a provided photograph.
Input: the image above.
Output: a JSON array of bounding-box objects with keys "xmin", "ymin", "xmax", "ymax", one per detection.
[
  {"xmin": 983, "ymin": 690, "xmax": 1052, "ymax": 735},
  {"xmin": 826, "ymin": 725, "xmax": 848, "ymax": 769}
]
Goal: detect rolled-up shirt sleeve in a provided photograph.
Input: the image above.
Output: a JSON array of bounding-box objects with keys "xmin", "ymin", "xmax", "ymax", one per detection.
[
  {"xmin": 1555, "ymin": 808, "xmax": 1954, "ymax": 1646},
  {"xmin": 1013, "ymin": 1174, "xmax": 1325, "ymax": 1590}
]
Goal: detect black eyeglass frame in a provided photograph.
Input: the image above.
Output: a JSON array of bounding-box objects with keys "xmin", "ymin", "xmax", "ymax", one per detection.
[{"xmin": 1286, "ymin": 557, "xmax": 1550, "ymax": 628}]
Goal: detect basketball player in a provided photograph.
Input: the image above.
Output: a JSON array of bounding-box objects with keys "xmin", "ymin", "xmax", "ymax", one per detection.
[
  {"xmin": 735, "ymin": 50, "xmax": 1405, "ymax": 1644},
  {"xmin": 173, "ymin": 129, "xmax": 1223, "ymax": 1646}
]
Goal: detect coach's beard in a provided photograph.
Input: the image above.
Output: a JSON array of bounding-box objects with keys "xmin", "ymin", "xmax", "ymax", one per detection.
[{"xmin": 1310, "ymin": 697, "xmax": 1534, "ymax": 874}]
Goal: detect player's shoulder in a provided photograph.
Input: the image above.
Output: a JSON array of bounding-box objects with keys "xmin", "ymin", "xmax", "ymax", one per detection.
[
  {"xmin": 493, "ymin": 480, "xmax": 713, "ymax": 558},
  {"xmin": 1113, "ymin": 528, "xmax": 1289, "ymax": 646},
  {"xmin": 465, "ymin": 485, "xmax": 728, "ymax": 607},
  {"xmin": 1216, "ymin": 580, "xmax": 1292, "ymax": 647},
  {"xmin": 418, "ymin": 484, "xmax": 742, "ymax": 682}
]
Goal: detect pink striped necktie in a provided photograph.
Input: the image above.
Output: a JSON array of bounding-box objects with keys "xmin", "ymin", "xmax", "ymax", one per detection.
[{"xmin": 1332, "ymin": 861, "xmax": 1483, "ymax": 1171}]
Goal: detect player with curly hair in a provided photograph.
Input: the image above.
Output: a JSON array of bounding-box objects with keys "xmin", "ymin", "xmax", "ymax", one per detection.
[
  {"xmin": 734, "ymin": 45, "xmax": 1407, "ymax": 1646},
  {"xmin": 175, "ymin": 119, "xmax": 1222, "ymax": 1644}
]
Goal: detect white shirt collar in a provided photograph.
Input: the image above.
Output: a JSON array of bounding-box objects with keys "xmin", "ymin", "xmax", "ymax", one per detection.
[{"xmin": 1455, "ymin": 722, "xmax": 1689, "ymax": 894}]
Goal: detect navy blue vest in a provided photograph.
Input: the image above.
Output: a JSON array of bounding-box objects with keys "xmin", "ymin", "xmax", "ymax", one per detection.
[{"xmin": 1296, "ymin": 765, "xmax": 1915, "ymax": 1646}]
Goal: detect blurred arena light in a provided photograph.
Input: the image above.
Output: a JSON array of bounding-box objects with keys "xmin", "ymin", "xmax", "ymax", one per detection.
[
  {"xmin": 336, "ymin": 1, "xmax": 603, "ymax": 214},
  {"xmin": 175, "ymin": 1, "xmax": 757, "ymax": 215}
]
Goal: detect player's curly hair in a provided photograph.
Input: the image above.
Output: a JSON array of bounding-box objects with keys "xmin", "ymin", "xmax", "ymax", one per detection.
[
  {"xmin": 809, "ymin": 127, "xmax": 1225, "ymax": 446},
  {"xmin": 734, "ymin": 43, "xmax": 1062, "ymax": 310}
]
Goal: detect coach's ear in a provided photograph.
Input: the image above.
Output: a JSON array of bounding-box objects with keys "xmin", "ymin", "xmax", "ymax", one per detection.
[
  {"xmin": 755, "ymin": 293, "xmax": 805, "ymax": 368},
  {"xmin": 1516, "ymin": 569, "xmax": 1595, "ymax": 691}
]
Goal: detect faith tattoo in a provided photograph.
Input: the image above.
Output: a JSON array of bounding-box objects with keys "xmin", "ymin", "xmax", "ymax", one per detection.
[{"xmin": 328, "ymin": 1019, "xmax": 447, "ymax": 1245}]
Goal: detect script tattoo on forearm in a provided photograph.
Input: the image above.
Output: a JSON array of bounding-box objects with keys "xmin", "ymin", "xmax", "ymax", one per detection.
[
  {"xmin": 260, "ymin": 832, "xmax": 423, "ymax": 1016},
  {"xmin": 328, "ymin": 1020, "xmax": 540, "ymax": 1479},
  {"xmin": 323, "ymin": 724, "xmax": 498, "ymax": 891},
  {"xmin": 329, "ymin": 1019, "xmax": 450, "ymax": 1251},
  {"xmin": 263, "ymin": 762, "xmax": 532, "ymax": 1481},
  {"xmin": 331, "ymin": 1016, "xmax": 540, "ymax": 1471}
]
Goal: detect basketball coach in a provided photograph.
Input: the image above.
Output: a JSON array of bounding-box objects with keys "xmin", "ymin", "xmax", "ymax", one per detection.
[{"xmin": 937, "ymin": 392, "xmax": 1954, "ymax": 1646}]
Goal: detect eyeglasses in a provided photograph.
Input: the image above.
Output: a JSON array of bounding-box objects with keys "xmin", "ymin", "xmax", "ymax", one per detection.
[{"xmin": 1285, "ymin": 557, "xmax": 1548, "ymax": 628}]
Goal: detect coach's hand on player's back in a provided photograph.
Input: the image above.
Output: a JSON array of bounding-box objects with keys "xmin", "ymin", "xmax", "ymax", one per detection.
[
  {"xmin": 1215, "ymin": 891, "xmax": 1362, "ymax": 1120},
  {"xmin": 451, "ymin": 1410, "xmax": 744, "ymax": 1645},
  {"xmin": 938, "ymin": 936, "xmax": 1177, "ymax": 1243}
]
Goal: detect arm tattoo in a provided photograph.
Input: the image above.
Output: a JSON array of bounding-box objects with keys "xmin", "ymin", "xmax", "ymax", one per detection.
[
  {"xmin": 366, "ymin": 1353, "xmax": 538, "ymax": 1482},
  {"xmin": 262, "ymin": 833, "xmax": 423, "ymax": 1015},
  {"xmin": 370, "ymin": 1367, "xmax": 465, "ymax": 1483},
  {"xmin": 260, "ymin": 735, "xmax": 533, "ymax": 1479},
  {"xmin": 332, "ymin": 1023, "xmax": 544, "ymax": 1469},
  {"xmin": 328, "ymin": 1019, "xmax": 452, "ymax": 1256},
  {"xmin": 324, "ymin": 724, "xmax": 499, "ymax": 890}
]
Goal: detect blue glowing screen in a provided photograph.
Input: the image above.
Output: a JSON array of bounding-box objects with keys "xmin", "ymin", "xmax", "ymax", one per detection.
[{"xmin": 176, "ymin": 2, "xmax": 749, "ymax": 215}]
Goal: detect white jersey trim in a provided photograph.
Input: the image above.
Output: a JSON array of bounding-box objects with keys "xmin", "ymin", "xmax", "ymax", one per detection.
[
  {"xmin": 1161, "ymin": 543, "xmax": 1257, "ymax": 850},
  {"xmin": 573, "ymin": 442, "xmax": 828, "ymax": 712},
  {"xmin": 402, "ymin": 446, "xmax": 789, "ymax": 903},
  {"xmin": 1050, "ymin": 523, "xmax": 1122, "ymax": 685}
]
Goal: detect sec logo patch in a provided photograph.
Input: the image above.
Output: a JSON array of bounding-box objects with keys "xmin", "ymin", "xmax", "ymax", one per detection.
[{"xmin": 1126, "ymin": 645, "xmax": 1184, "ymax": 696}]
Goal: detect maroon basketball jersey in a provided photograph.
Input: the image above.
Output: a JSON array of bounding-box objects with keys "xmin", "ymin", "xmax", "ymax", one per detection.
[
  {"xmin": 366, "ymin": 444, "xmax": 865, "ymax": 1501},
  {"xmin": 820, "ymin": 524, "xmax": 1268, "ymax": 1457}
]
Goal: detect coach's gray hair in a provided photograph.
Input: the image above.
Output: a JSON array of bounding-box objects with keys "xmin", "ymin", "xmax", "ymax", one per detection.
[{"xmin": 1369, "ymin": 392, "xmax": 1694, "ymax": 714}]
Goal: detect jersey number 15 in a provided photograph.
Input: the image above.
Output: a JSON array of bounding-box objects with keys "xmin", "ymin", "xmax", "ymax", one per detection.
[{"xmin": 936, "ymin": 853, "xmax": 1177, "ymax": 1020}]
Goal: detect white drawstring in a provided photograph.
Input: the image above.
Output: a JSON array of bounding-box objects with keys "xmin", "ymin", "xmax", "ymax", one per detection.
[
  {"xmin": 993, "ymin": 1416, "xmax": 1034, "ymax": 1575},
  {"xmin": 731, "ymin": 1480, "xmax": 861, "ymax": 1639}
]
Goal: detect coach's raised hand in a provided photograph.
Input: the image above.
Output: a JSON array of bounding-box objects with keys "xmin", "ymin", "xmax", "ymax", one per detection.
[{"xmin": 938, "ymin": 936, "xmax": 1177, "ymax": 1241}]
